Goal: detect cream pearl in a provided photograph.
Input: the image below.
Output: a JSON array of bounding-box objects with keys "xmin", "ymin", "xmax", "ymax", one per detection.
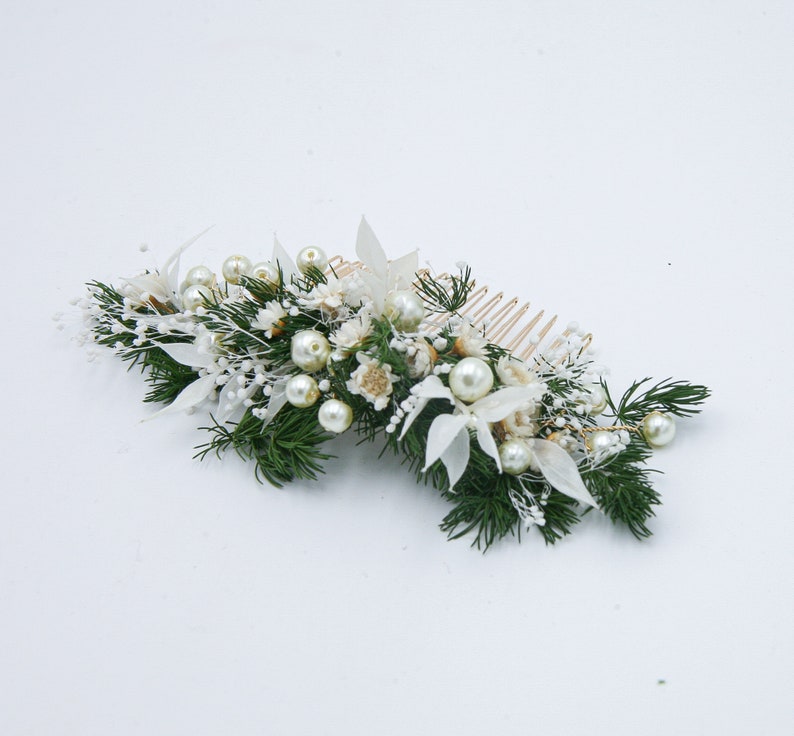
[
  {"xmin": 221, "ymin": 255, "xmax": 252, "ymax": 284},
  {"xmin": 318, "ymin": 399, "xmax": 353, "ymax": 434},
  {"xmin": 291, "ymin": 330, "xmax": 332, "ymax": 372},
  {"xmin": 589, "ymin": 385, "xmax": 608, "ymax": 415},
  {"xmin": 499, "ymin": 439, "xmax": 533, "ymax": 475},
  {"xmin": 181, "ymin": 284, "xmax": 212, "ymax": 311},
  {"xmin": 285, "ymin": 375, "xmax": 320, "ymax": 408},
  {"xmin": 250, "ymin": 261, "xmax": 280, "ymax": 285},
  {"xmin": 384, "ymin": 290, "xmax": 426, "ymax": 331},
  {"xmin": 448, "ymin": 357, "xmax": 493, "ymax": 403},
  {"xmin": 184, "ymin": 265, "xmax": 215, "ymax": 288},
  {"xmin": 641, "ymin": 411, "xmax": 676, "ymax": 448},
  {"xmin": 296, "ymin": 246, "xmax": 328, "ymax": 275},
  {"xmin": 585, "ymin": 429, "xmax": 614, "ymax": 454}
]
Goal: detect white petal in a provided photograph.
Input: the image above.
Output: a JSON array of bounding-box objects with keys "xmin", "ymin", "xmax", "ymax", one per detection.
[
  {"xmin": 439, "ymin": 424, "xmax": 472, "ymax": 489},
  {"xmin": 388, "ymin": 250, "xmax": 419, "ymax": 291},
  {"xmin": 470, "ymin": 386, "xmax": 535, "ymax": 422},
  {"xmin": 475, "ymin": 418, "xmax": 501, "ymax": 471},
  {"xmin": 358, "ymin": 271, "xmax": 386, "ymax": 314},
  {"xmin": 413, "ymin": 375, "xmax": 456, "ymax": 402},
  {"xmin": 262, "ymin": 378, "xmax": 289, "ymax": 426},
  {"xmin": 531, "ymin": 439, "xmax": 599, "ymax": 508},
  {"xmin": 215, "ymin": 370, "xmax": 255, "ymax": 424},
  {"xmin": 423, "ymin": 413, "xmax": 468, "ymax": 472},
  {"xmin": 162, "ymin": 226, "xmax": 214, "ymax": 298},
  {"xmin": 398, "ymin": 376, "xmax": 456, "ymax": 440},
  {"xmin": 141, "ymin": 373, "xmax": 215, "ymax": 421},
  {"xmin": 157, "ymin": 341, "xmax": 215, "ymax": 369},
  {"xmin": 122, "ymin": 275, "xmax": 171, "ymax": 303},
  {"xmin": 356, "ymin": 216, "xmax": 388, "ymax": 281},
  {"xmin": 272, "ymin": 235, "xmax": 298, "ymax": 283},
  {"xmin": 397, "ymin": 396, "xmax": 429, "ymax": 439}
]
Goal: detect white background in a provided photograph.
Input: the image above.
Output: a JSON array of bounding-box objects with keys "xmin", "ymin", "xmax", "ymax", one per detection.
[{"xmin": 2, "ymin": 1, "xmax": 792, "ymax": 734}]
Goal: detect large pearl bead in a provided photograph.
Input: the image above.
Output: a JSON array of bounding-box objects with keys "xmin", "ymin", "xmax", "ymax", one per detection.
[
  {"xmin": 641, "ymin": 411, "xmax": 676, "ymax": 448},
  {"xmin": 585, "ymin": 429, "xmax": 614, "ymax": 454},
  {"xmin": 184, "ymin": 265, "xmax": 215, "ymax": 288},
  {"xmin": 291, "ymin": 330, "xmax": 332, "ymax": 372},
  {"xmin": 589, "ymin": 385, "xmax": 608, "ymax": 415},
  {"xmin": 448, "ymin": 357, "xmax": 493, "ymax": 403},
  {"xmin": 250, "ymin": 261, "xmax": 280, "ymax": 285},
  {"xmin": 318, "ymin": 399, "xmax": 353, "ymax": 433},
  {"xmin": 384, "ymin": 290, "xmax": 426, "ymax": 331},
  {"xmin": 296, "ymin": 246, "xmax": 328, "ymax": 275},
  {"xmin": 222, "ymin": 255, "xmax": 252, "ymax": 284},
  {"xmin": 499, "ymin": 439, "xmax": 533, "ymax": 475},
  {"xmin": 181, "ymin": 284, "xmax": 212, "ymax": 311},
  {"xmin": 285, "ymin": 374, "xmax": 320, "ymax": 408}
]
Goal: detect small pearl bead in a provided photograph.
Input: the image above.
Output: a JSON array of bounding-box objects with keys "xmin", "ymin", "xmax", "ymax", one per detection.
[
  {"xmin": 250, "ymin": 261, "xmax": 280, "ymax": 285},
  {"xmin": 499, "ymin": 439, "xmax": 533, "ymax": 475},
  {"xmin": 641, "ymin": 411, "xmax": 676, "ymax": 448},
  {"xmin": 222, "ymin": 255, "xmax": 252, "ymax": 284},
  {"xmin": 184, "ymin": 265, "xmax": 215, "ymax": 288},
  {"xmin": 384, "ymin": 290, "xmax": 426, "ymax": 331},
  {"xmin": 285, "ymin": 375, "xmax": 320, "ymax": 408},
  {"xmin": 448, "ymin": 357, "xmax": 493, "ymax": 403},
  {"xmin": 291, "ymin": 330, "xmax": 332, "ymax": 372},
  {"xmin": 585, "ymin": 429, "xmax": 614, "ymax": 454},
  {"xmin": 296, "ymin": 246, "xmax": 328, "ymax": 275},
  {"xmin": 589, "ymin": 385, "xmax": 608, "ymax": 415},
  {"xmin": 181, "ymin": 284, "xmax": 212, "ymax": 311},
  {"xmin": 318, "ymin": 399, "xmax": 354, "ymax": 433}
]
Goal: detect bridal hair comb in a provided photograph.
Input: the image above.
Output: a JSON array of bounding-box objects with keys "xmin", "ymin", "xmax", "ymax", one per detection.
[{"xmin": 72, "ymin": 218, "xmax": 708, "ymax": 549}]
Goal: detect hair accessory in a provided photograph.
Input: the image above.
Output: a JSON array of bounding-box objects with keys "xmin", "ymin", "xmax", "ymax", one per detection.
[{"xmin": 74, "ymin": 218, "xmax": 708, "ymax": 549}]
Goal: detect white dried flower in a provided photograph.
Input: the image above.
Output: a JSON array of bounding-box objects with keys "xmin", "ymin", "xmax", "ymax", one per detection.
[
  {"xmin": 496, "ymin": 356, "xmax": 540, "ymax": 388},
  {"xmin": 546, "ymin": 429, "xmax": 579, "ymax": 454},
  {"xmin": 300, "ymin": 275, "xmax": 362, "ymax": 316},
  {"xmin": 251, "ymin": 300, "xmax": 287, "ymax": 338},
  {"xmin": 346, "ymin": 352, "xmax": 399, "ymax": 411},
  {"xmin": 501, "ymin": 409, "xmax": 539, "ymax": 439},
  {"xmin": 330, "ymin": 310, "xmax": 373, "ymax": 356},
  {"xmin": 450, "ymin": 318, "xmax": 489, "ymax": 359},
  {"xmin": 406, "ymin": 339, "xmax": 437, "ymax": 379}
]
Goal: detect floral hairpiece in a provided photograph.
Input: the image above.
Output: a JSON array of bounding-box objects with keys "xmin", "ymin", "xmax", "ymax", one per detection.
[{"xmin": 74, "ymin": 218, "xmax": 708, "ymax": 549}]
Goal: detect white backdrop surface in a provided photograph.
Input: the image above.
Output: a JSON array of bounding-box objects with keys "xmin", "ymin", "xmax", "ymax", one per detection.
[{"xmin": 2, "ymin": 2, "xmax": 792, "ymax": 734}]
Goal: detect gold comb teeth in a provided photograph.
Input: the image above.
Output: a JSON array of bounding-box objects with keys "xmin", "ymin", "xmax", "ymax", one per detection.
[
  {"xmin": 76, "ymin": 217, "xmax": 708, "ymax": 549},
  {"xmin": 330, "ymin": 257, "xmax": 590, "ymax": 364}
]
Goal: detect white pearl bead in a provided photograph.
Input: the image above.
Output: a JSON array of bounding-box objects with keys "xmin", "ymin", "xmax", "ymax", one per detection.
[
  {"xmin": 184, "ymin": 265, "xmax": 215, "ymax": 288},
  {"xmin": 499, "ymin": 439, "xmax": 533, "ymax": 475},
  {"xmin": 448, "ymin": 357, "xmax": 493, "ymax": 403},
  {"xmin": 221, "ymin": 255, "xmax": 252, "ymax": 284},
  {"xmin": 384, "ymin": 290, "xmax": 426, "ymax": 331},
  {"xmin": 585, "ymin": 429, "xmax": 614, "ymax": 454},
  {"xmin": 291, "ymin": 330, "xmax": 332, "ymax": 372},
  {"xmin": 641, "ymin": 411, "xmax": 676, "ymax": 448},
  {"xmin": 296, "ymin": 246, "xmax": 328, "ymax": 275},
  {"xmin": 318, "ymin": 399, "xmax": 353, "ymax": 433},
  {"xmin": 250, "ymin": 261, "xmax": 280, "ymax": 285},
  {"xmin": 589, "ymin": 385, "xmax": 608, "ymax": 415},
  {"xmin": 285, "ymin": 374, "xmax": 320, "ymax": 408},
  {"xmin": 181, "ymin": 284, "xmax": 212, "ymax": 311}
]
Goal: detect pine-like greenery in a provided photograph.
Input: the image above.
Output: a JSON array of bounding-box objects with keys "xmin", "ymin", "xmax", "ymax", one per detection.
[{"xmin": 195, "ymin": 405, "xmax": 333, "ymax": 487}]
